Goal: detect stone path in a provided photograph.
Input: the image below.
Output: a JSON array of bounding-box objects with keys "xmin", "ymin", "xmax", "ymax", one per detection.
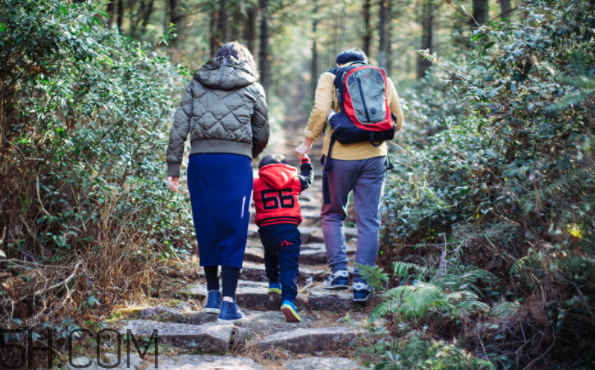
[{"xmin": 82, "ymin": 79, "xmax": 369, "ymax": 369}]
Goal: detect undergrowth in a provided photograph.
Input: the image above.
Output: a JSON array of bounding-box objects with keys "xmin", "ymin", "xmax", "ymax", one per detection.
[
  {"xmin": 0, "ymin": 1, "xmax": 192, "ymax": 366},
  {"xmin": 364, "ymin": 0, "xmax": 595, "ymax": 369}
]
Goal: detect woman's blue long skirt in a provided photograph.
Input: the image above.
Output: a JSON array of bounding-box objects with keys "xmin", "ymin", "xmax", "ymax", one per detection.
[{"xmin": 187, "ymin": 153, "xmax": 253, "ymax": 268}]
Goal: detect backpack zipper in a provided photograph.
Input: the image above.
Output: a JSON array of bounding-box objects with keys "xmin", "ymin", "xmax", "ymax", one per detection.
[
  {"xmin": 218, "ymin": 58, "xmax": 228, "ymax": 85},
  {"xmin": 355, "ymin": 73, "xmax": 371, "ymax": 123}
]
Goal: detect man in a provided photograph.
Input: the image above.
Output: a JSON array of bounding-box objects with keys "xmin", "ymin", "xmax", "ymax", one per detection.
[{"xmin": 295, "ymin": 48, "xmax": 404, "ymax": 301}]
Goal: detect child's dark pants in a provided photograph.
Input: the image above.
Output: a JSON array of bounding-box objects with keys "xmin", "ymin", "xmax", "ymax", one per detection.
[{"xmin": 258, "ymin": 224, "xmax": 301, "ymax": 303}]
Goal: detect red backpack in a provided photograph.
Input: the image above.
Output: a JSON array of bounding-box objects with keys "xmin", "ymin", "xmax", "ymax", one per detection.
[{"xmin": 322, "ymin": 62, "xmax": 396, "ymax": 204}]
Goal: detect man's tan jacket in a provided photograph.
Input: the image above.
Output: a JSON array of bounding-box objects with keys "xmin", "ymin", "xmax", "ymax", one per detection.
[{"xmin": 305, "ymin": 63, "xmax": 404, "ymax": 160}]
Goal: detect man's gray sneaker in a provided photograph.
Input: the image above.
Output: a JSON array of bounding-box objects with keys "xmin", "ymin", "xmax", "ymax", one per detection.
[{"xmin": 323, "ymin": 270, "xmax": 349, "ymax": 290}]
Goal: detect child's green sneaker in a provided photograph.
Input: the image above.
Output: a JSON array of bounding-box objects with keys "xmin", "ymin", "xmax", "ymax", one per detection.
[
  {"xmin": 281, "ymin": 300, "xmax": 301, "ymax": 322},
  {"xmin": 268, "ymin": 282, "xmax": 281, "ymax": 293}
]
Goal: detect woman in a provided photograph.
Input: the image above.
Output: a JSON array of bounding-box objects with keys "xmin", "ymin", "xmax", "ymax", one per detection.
[{"xmin": 166, "ymin": 42, "xmax": 269, "ymax": 323}]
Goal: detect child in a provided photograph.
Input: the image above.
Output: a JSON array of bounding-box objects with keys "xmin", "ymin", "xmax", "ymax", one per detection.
[{"xmin": 253, "ymin": 153, "xmax": 313, "ymax": 322}]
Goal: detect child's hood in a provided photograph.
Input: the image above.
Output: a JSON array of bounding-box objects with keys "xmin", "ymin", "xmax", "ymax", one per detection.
[{"xmin": 258, "ymin": 164, "xmax": 298, "ymax": 190}]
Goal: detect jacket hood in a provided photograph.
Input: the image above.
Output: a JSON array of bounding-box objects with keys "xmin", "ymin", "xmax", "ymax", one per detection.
[
  {"xmin": 194, "ymin": 56, "xmax": 257, "ymax": 91},
  {"xmin": 259, "ymin": 164, "xmax": 298, "ymax": 190}
]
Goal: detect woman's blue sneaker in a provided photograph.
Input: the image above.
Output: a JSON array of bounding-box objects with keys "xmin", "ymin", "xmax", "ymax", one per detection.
[
  {"xmin": 322, "ymin": 270, "xmax": 349, "ymax": 290},
  {"xmin": 202, "ymin": 290, "xmax": 222, "ymax": 313},
  {"xmin": 268, "ymin": 282, "xmax": 282, "ymax": 293},
  {"xmin": 218, "ymin": 299, "xmax": 245, "ymax": 323},
  {"xmin": 280, "ymin": 300, "xmax": 301, "ymax": 322}
]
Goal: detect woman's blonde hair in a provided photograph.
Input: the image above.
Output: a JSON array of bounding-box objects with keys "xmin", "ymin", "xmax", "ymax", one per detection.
[{"xmin": 215, "ymin": 42, "xmax": 259, "ymax": 78}]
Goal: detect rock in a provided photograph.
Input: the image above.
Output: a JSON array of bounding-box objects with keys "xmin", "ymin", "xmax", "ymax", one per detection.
[
  {"xmin": 301, "ymin": 209, "xmax": 321, "ymax": 217},
  {"xmin": 139, "ymin": 307, "xmax": 218, "ymax": 325},
  {"xmin": 64, "ymin": 354, "xmax": 143, "ymax": 370},
  {"xmin": 300, "ymin": 201, "xmax": 321, "ymax": 210},
  {"xmin": 236, "ymin": 310, "xmax": 315, "ymax": 341},
  {"xmin": 299, "ymin": 226, "xmax": 357, "ymax": 244},
  {"xmin": 157, "ymin": 354, "xmax": 265, "ymax": 370},
  {"xmin": 175, "ymin": 281, "xmax": 307, "ymax": 311},
  {"xmin": 173, "ymin": 301, "xmax": 192, "ymax": 311},
  {"xmin": 118, "ymin": 320, "xmax": 233, "ymax": 352},
  {"xmin": 299, "ymin": 248, "xmax": 327, "ymax": 265},
  {"xmin": 284, "ymin": 357, "xmax": 358, "ymax": 370},
  {"xmin": 299, "ymin": 226, "xmax": 324, "ymax": 243},
  {"xmin": 176, "ymin": 284, "xmax": 208, "ymax": 300},
  {"xmin": 243, "ymin": 246, "xmax": 264, "ymax": 263},
  {"xmin": 240, "ymin": 262, "xmax": 328, "ymax": 283},
  {"xmin": 301, "ymin": 242, "xmax": 326, "ymax": 250},
  {"xmin": 248, "ymin": 223, "xmax": 259, "ymax": 238},
  {"xmin": 253, "ymin": 327, "xmax": 357, "ymax": 353},
  {"xmin": 235, "ymin": 284, "xmax": 306, "ymax": 310},
  {"xmin": 239, "ymin": 262, "xmax": 268, "ymax": 282},
  {"xmin": 307, "ymin": 291, "xmax": 353, "ymax": 311}
]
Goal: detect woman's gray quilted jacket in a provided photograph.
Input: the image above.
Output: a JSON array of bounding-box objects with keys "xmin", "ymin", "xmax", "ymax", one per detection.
[{"xmin": 166, "ymin": 56, "xmax": 270, "ymax": 177}]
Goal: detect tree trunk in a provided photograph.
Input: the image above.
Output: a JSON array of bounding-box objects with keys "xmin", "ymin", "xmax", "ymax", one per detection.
[
  {"xmin": 231, "ymin": 9, "xmax": 242, "ymax": 41},
  {"xmin": 378, "ymin": 0, "xmax": 389, "ymax": 69},
  {"xmin": 131, "ymin": 0, "xmax": 143, "ymax": 37},
  {"xmin": 472, "ymin": 0, "xmax": 489, "ymax": 26},
  {"xmin": 168, "ymin": 0, "xmax": 185, "ymax": 44},
  {"xmin": 209, "ymin": 8, "xmax": 218, "ymax": 57},
  {"xmin": 259, "ymin": 0, "xmax": 270, "ymax": 99},
  {"xmin": 245, "ymin": 7, "xmax": 257, "ymax": 54},
  {"xmin": 140, "ymin": 0, "xmax": 154, "ymax": 34},
  {"xmin": 218, "ymin": 0, "xmax": 230, "ymax": 44},
  {"xmin": 116, "ymin": 0, "xmax": 124, "ymax": 31},
  {"xmin": 362, "ymin": 0, "xmax": 371, "ymax": 57},
  {"xmin": 417, "ymin": 0, "xmax": 433, "ymax": 79},
  {"xmin": 386, "ymin": 0, "xmax": 393, "ymax": 76},
  {"xmin": 106, "ymin": 1, "xmax": 115, "ymax": 28},
  {"xmin": 499, "ymin": 0, "xmax": 512, "ymax": 18},
  {"xmin": 311, "ymin": 4, "xmax": 319, "ymax": 102}
]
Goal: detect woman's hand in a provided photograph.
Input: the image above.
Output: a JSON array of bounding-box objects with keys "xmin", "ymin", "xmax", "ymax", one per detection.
[
  {"xmin": 295, "ymin": 138, "xmax": 314, "ymax": 161},
  {"xmin": 167, "ymin": 176, "xmax": 179, "ymax": 193}
]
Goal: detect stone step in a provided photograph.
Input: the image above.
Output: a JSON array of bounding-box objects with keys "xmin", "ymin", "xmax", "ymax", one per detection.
[
  {"xmin": 249, "ymin": 223, "xmax": 357, "ymax": 243},
  {"xmin": 248, "ymin": 208, "xmax": 322, "ymax": 225},
  {"xmin": 307, "ymin": 290, "xmax": 353, "ymax": 311},
  {"xmin": 178, "ymin": 280, "xmax": 306, "ymax": 310},
  {"xmin": 175, "ymin": 280, "xmax": 355, "ymax": 311},
  {"xmin": 234, "ymin": 281, "xmax": 306, "ymax": 310},
  {"xmin": 243, "ymin": 246, "xmax": 264, "ymax": 263},
  {"xmin": 159, "ymin": 354, "xmax": 265, "ymax": 370},
  {"xmin": 299, "ymin": 241, "xmax": 356, "ymax": 265},
  {"xmin": 139, "ymin": 306, "xmax": 218, "ymax": 325},
  {"xmin": 244, "ymin": 241, "xmax": 353, "ymax": 266},
  {"xmin": 252, "ymin": 327, "xmax": 358, "ymax": 353},
  {"xmin": 284, "ymin": 357, "xmax": 358, "ymax": 370},
  {"xmin": 68, "ymin": 353, "xmax": 267, "ymax": 370},
  {"xmin": 240, "ymin": 262, "xmax": 328, "ymax": 283},
  {"xmin": 118, "ymin": 320, "xmax": 233, "ymax": 352},
  {"xmin": 234, "ymin": 310, "xmax": 318, "ymax": 346}
]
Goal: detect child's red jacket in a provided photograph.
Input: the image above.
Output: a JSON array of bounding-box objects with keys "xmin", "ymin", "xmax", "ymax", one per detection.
[{"xmin": 253, "ymin": 157, "xmax": 313, "ymax": 227}]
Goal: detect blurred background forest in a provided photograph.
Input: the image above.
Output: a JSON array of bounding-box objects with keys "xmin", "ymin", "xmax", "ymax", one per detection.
[{"xmin": 2, "ymin": 0, "xmax": 595, "ymax": 369}]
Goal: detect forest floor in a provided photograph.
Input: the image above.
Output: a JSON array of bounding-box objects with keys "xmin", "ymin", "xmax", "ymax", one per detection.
[{"xmin": 66, "ymin": 78, "xmax": 378, "ymax": 370}]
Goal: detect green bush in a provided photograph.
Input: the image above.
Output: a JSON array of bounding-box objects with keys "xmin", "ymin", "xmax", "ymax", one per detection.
[
  {"xmin": 376, "ymin": 0, "xmax": 595, "ymax": 368},
  {"xmin": 0, "ymin": 0, "xmax": 192, "ymax": 326}
]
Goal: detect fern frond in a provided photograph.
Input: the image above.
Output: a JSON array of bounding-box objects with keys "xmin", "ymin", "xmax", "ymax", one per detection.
[
  {"xmin": 392, "ymin": 261, "xmax": 430, "ymax": 281},
  {"xmin": 446, "ymin": 291, "xmax": 489, "ymax": 313},
  {"xmin": 356, "ymin": 263, "xmax": 389, "ymax": 291},
  {"xmin": 432, "ymin": 268, "xmax": 496, "ymax": 296},
  {"xmin": 371, "ymin": 299, "xmax": 400, "ymax": 318},
  {"xmin": 489, "ymin": 301, "xmax": 521, "ymax": 319}
]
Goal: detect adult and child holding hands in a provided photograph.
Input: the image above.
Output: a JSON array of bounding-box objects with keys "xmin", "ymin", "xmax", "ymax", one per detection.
[{"xmin": 166, "ymin": 42, "xmax": 404, "ymax": 323}]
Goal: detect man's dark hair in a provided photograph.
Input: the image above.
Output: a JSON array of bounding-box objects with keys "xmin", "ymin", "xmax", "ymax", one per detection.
[
  {"xmin": 258, "ymin": 154, "xmax": 288, "ymax": 169},
  {"xmin": 335, "ymin": 48, "xmax": 368, "ymax": 66}
]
